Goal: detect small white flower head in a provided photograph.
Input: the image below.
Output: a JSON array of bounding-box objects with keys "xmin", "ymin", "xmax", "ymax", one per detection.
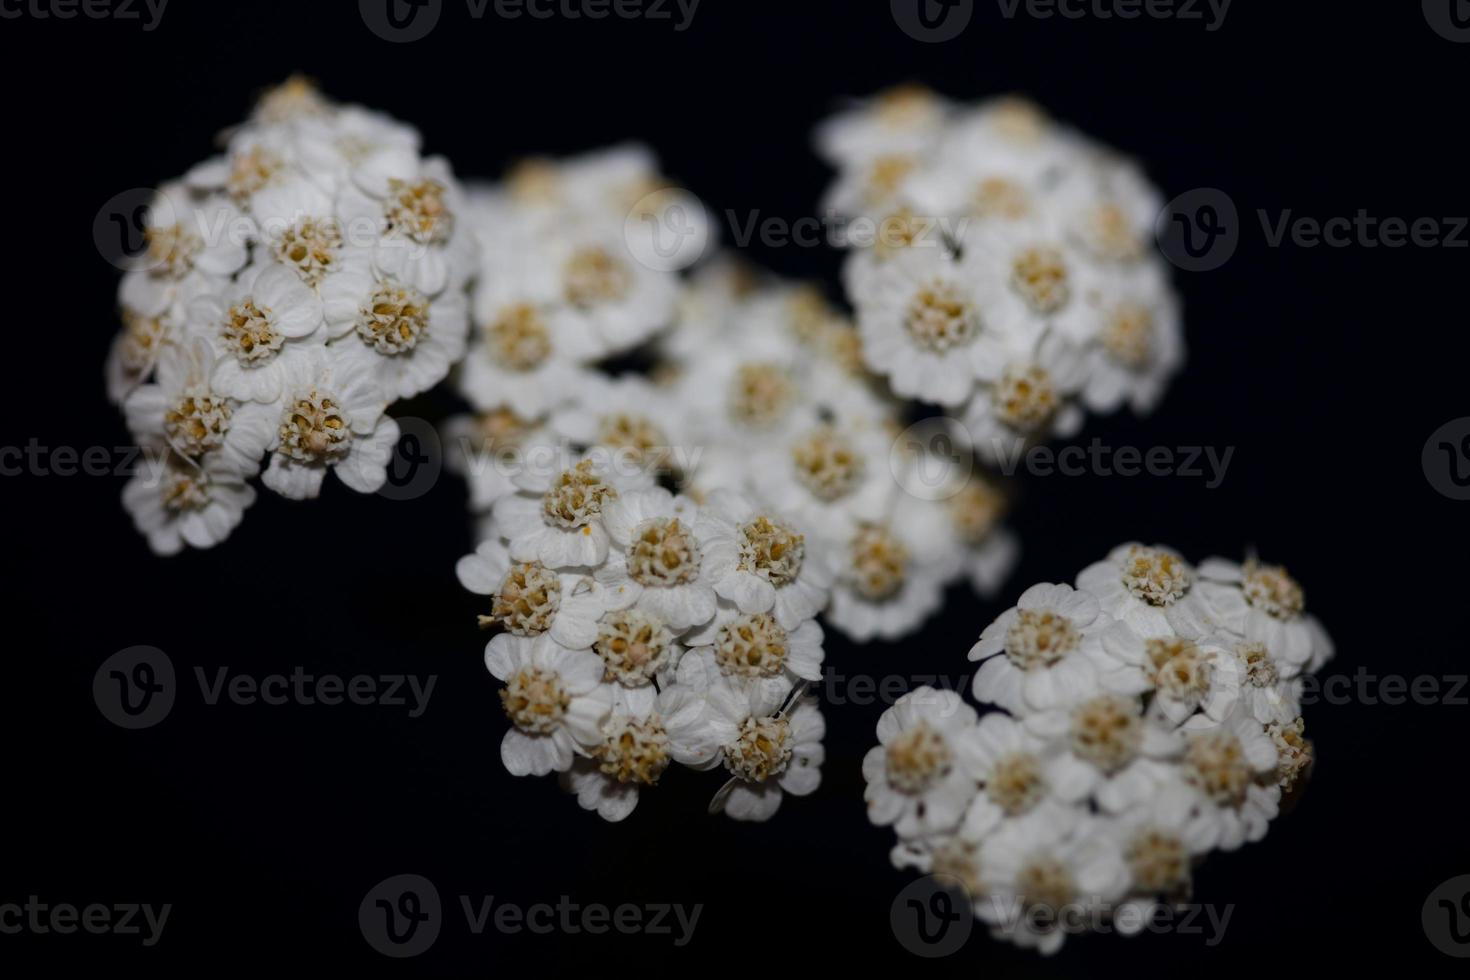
[
  {"xmin": 119, "ymin": 185, "xmax": 250, "ymax": 317},
  {"xmin": 441, "ymin": 408, "xmax": 550, "ymax": 513},
  {"xmin": 814, "ymin": 84, "xmax": 952, "ymax": 168},
  {"xmin": 544, "ymin": 231, "xmax": 678, "ymax": 357},
  {"xmin": 596, "ymin": 487, "xmax": 717, "ymax": 633},
  {"xmin": 458, "ymin": 251, "xmax": 601, "ymax": 418},
  {"xmin": 855, "ymin": 246, "xmax": 1016, "ymax": 407},
  {"xmin": 1177, "ymin": 711, "xmax": 1281, "ymax": 851},
  {"xmin": 336, "ymin": 153, "xmax": 470, "ymax": 297},
  {"xmin": 493, "ymin": 449, "xmax": 650, "ymax": 570},
  {"xmin": 701, "ymin": 682, "xmax": 825, "ymax": 822},
  {"xmin": 976, "ymin": 807, "xmax": 1130, "ymax": 956},
  {"xmin": 824, "ymin": 515, "xmax": 949, "ymax": 644},
  {"xmin": 1265, "ymin": 716, "xmax": 1313, "ymax": 793},
  {"xmin": 864, "ymin": 687, "xmax": 981, "ymax": 840},
  {"xmin": 194, "ymin": 261, "xmax": 325, "ymax": 405},
  {"xmin": 257, "ymin": 346, "xmax": 395, "ymax": 500},
  {"xmin": 121, "ymin": 450, "xmax": 257, "ymax": 556},
  {"xmin": 1183, "ymin": 556, "xmax": 1334, "ymax": 670},
  {"xmin": 457, "ymin": 537, "xmax": 606, "ymax": 650},
  {"xmin": 549, "ymin": 374, "xmax": 686, "ymax": 477},
  {"xmin": 958, "ymin": 712, "xmax": 1061, "ymax": 841},
  {"xmin": 122, "ymin": 338, "xmax": 272, "ymax": 479},
  {"xmin": 1093, "ymin": 626, "xmax": 1245, "ymax": 727},
  {"xmin": 962, "ymin": 331, "xmax": 1087, "ymax": 465},
  {"xmin": 681, "ymin": 605, "xmax": 827, "ymax": 689},
  {"xmin": 485, "ymin": 633, "xmax": 614, "ymax": 777},
  {"xmin": 561, "ymin": 688, "xmax": 673, "ymax": 823},
  {"xmin": 1026, "ymin": 691, "xmax": 1184, "ymax": 814},
  {"xmin": 1080, "ymin": 268, "xmax": 1185, "ymax": 417},
  {"xmin": 326, "ymin": 259, "xmax": 470, "ymax": 401},
  {"xmin": 695, "ymin": 490, "xmax": 832, "ymax": 631},
  {"xmin": 1098, "ymin": 781, "xmax": 1216, "ymax": 923},
  {"xmin": 1077, "ymin": 542, "xmax": 1197, "ymax": 639},
  {"xmin": 970, "ymin": 583, "xmax": 1108, "ymax": 715}
]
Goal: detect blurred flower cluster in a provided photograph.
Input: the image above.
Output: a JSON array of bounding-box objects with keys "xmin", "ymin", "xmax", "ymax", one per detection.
[
  {"xmin": 818, "ymin": 86, "xmax": 1184, "ymax": 463},
  {"xmin": 109, "ymin": 77, "xmax": 474, "ymax": 554}
]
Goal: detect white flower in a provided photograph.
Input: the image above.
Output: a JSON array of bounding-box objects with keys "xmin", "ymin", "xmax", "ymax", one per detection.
[
  {"xmin": 119, "ymin": 185, "xmax": 250, "ymax": 318},
  {"xmin": 549, "ymin": 374, "xmax": 687, "ymax": 476},
  {"xmin": 854, "ymin": 245, "xmax": 1013, "ymax": 406},
  {"xmin": 702, "ymin": 682, "xmax": 825, "ymax": 822},
  {"xmin": 457, "ymin": 537, "xmax": 606, "ymax": 650},
  {"xmin": 759, "ymin": 419, "xmax": 897, "ymax": 544},
  {"xmin": 1025, "ymin": 692, "xmax": 1184, "ymax": 813},
  {"xmin": 814, "ymin": 84, "xmax": 952, "ymax": 168},
  {"xmin": 596, "ymin": 487, "xmax": 718, "ymax": 633},
  {"xmin": 958, "ymin": 712, "xmax": 1064, "ymax": 840},
  {"xmin": 257, "ymin": 346, "xmax": 396, "ymax": 499},
  {"xmin": 1093, "ymin": 626, "xmax": 1242, "ymax": 726},
  {"xmin": 195, "ymin": 262, "xmax": 325, "ymax": 404},
  {"xmin": 459, "ymin": 227, "xmax": 604, "ymax": 413},
  {"xmin": 122, "ymin": 337, "xmax": 273, "ymax": 478},
  {"xmin": 561, "ymin": 686, "xmax": 680, "ymax": 823},
  {"xmin": 1177, "ymin": 556, "xmax": 1334, "ymax": 671},
  {"xmin": 969, "ymin": 583, "xmax": 1108, "ymax": 715},
  {"xmin": 492, "ymin": 449, "xmax": 650, "ymax": 569},
  {"xmin": 485, "ymin": 633, "xmax": 614, "ymax": 777},
  {"xmin": 325, "ymin": 253, "xmax": 471, "ymax": 401},
  {"xmin": 681, "ymin": 610, "xmax": 826, "ymax": 688},
  {"xmin": 961, "ymin": 329, "xmax": 1087, "ymax": 466},
  {"xmin": 694, "ymin": 490, "xmax": 832, "ymax": 630},
  {"xmin": 1076, "ymin": 542, "xmax": 1198, "ymax": 639},
  {"xmin": 863, "ymin": 687, "xmax": 980, "ymax": 840},
  {"xmin": 976, "ymin": 806, "xmax": 1129, "ymax": 956},
  {"xmin": 336, "ymin": 153, "xmax": 469, "ymax": 297},
  {"xmin": 824, "ymin": 486, "xmax": 969, "ymax": 643},
  {"xmin": 121, "ymin": 450, "xmax": 256, "ymax": 556},
  {"xmin": 1177, "ymin": 710, "xmax": 1280, "ymax": 851},
  {"xmin": 1098, "ymin": 781, "xmax": 1217, "ymax": 929},
  {"xmin": 544, "ymin": 231, "xmax": 678, "ymax": 356},
  {"xmin": 1079, "ymin": 265, "xmax": 1185, "ymax": 416}
]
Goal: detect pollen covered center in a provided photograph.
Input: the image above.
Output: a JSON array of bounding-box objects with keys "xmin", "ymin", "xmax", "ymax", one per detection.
[
  {"xmin": 222, "ymin": 298, "xmax": 283, "ymax": 364},
  {"xmin": 594, "ymin": 715, "xmax": 671, "ymax": 786},
  {"xmin": 1009, "ymin": 245, "xmax": 1071, "ymax": 314},
  {"xmin": 1183, "ymin": 731, "xmax": 1252, "ymax": 806},
  {"xmin": 384, "ymin": 177, "xmax": 453, "ymax": 245},
  {"xmin": 499, "ymin": 666, "xmax": 570, "ymax": 735},
  {"xmin": 1242, "ymin": 561, "xmax": 1304, "ymax": 619},
  {"xmin": 715, "ymin": 613, "xmax": 789, "ymax": 678},
  {"xmin": 1005, "ymin": 607, "xmax": 1081, "ymax": 670},
  {"xmin": 627, "ymin": 517, "xmax": 700, "ymax": 588},
  {"xmin": 792, "ymin": 424, "xmax": 865, "ymax": 501},
  {"xmin": 988, "ymin": 751, "xmax": 1046, "ymax": 815},
  {"xmin": 165, "ymin": 390, "xmax": 232, "ymax": 458},
  {"xmin": 564, "ymin": 246, "xmax": 632, "ymax": 308},
  {"xmin": 1121, "ymin": 546, "xmax": 1191, "ymax": 606},
  {"xmin": 850, "ymin": 523, "xmax": 909, "ymax": 601},
  {"xmin": 484, "ymin": 561, "xmax": 562, "ymax": 636},
  {"xmin": 541, "ymin": 460, "xmax": 617, "ymax": 529},
  {"xmin": 1069, "ymin": 695, "xmax": 1143, "ymax": 773},
  {"xmin": 905, "ymin": 279, "xmax": 978, "ymax": 353},
  {"xmin": 1101, "ymin": 302, "xmax": 1154, "ymax": 369},
  {"xmin": 275, "ymin": 216, "xmax": 342, "ymax": 287},
  {"xmin": 595, "ymin": 608, "xmax": 673, "ymax": 685},
  {"xmin": 277, "ymin": 388, "xmax": 350, "ymax": 463},
  {"xmin": 738, "ymin": 515, "xmax": 805, "ymax": 586},
  {"xmin": 358, "ymin": 280, "xmax": 430, "ymax": 354},
  {"xmin": 728, "ymin": 362, "xmax": 797, "ymax": 429},
  {"xmin": 724, "ymin": 715, "xmax": 793, "ymax": 783},
  {"xmin": 885, "ymin": 722, "xmax": 954, "ymax": 794},
  {"xmin": 486, "ymin": 303, "xmax": 552, "ymax": 371}
]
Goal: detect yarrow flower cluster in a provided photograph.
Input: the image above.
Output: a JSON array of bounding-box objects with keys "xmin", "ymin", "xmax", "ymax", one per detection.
[
  {"xmin": 109, "ymin": 77, "xmax": 474, "ymax": 554},
  {"xmin": 447, "ymin": 144, "xmax": 1026, "ymax": 821},
  {"xmin": 817, "ymin": 86, "xmax": 1184, "ymax": 462},
  {"xmin": 864, "ymin": 544, "xmax": 1331, "ymax": 953}
]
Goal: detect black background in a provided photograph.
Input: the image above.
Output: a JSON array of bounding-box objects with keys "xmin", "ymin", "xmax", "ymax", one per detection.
[{"xmin": 4, "ymin": 1, "xmax": 1466, "ymax": 975}]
